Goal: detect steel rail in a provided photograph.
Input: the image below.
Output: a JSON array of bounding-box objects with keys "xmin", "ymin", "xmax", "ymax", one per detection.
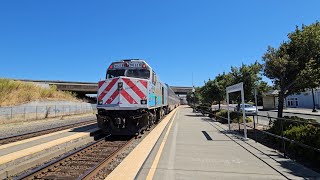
[
  {"xmin": 16, "ymin": 135, "xmax": 134, "ymax": 180},
  {"xmin": 79, "ymin": 137, "xmax": 135, "ymax": 179}
]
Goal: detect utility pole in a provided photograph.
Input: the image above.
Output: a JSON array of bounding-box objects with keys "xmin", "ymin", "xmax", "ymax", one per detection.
[{"xmin": 192, "ymin": 72, "xmax": 194, "ymax": 87}]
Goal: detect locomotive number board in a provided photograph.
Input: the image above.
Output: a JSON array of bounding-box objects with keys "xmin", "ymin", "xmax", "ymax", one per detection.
[{"xmin": 113, "ymin": 62, "xmax": 143, "ymax": 68}]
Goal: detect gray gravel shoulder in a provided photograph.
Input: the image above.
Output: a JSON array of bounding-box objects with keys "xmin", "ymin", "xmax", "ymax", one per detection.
[{"xmin": 0, "ymin": 114, "xmax": 96, "ymax": 138}]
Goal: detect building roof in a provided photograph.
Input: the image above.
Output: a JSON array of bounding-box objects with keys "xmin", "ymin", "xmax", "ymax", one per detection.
[{"xmin": 263, "ymin": 90, "xmax": 279, "ymax": 97}]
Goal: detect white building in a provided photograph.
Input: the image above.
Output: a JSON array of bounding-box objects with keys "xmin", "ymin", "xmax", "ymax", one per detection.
[
  {"xmin": 262, "ymin": 88, "xmax": 320, "ymax": 110},
  {"xmin": 286, "ymin": 88, "xmax": 320, "ymax": 109}
]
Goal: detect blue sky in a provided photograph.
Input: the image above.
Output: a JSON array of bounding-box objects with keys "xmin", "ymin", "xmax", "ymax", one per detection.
[{"xmin": 0, "ymin": 1, "xmax": 319, "ymax": 87}]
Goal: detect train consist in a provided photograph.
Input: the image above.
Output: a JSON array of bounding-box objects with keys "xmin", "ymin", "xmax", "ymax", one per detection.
[{"xmin": 97, "ymin": 59, "xmax": 180, "ymax": 135}]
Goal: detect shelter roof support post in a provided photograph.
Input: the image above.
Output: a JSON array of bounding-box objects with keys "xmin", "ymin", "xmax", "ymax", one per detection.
[
  {"xmin": 227, "ymin": 93, "xmax": 230, "ymax": 130},
  {"xmin": 226, "ymin": 82, "xmax": 248, "ymax": 140},
  {"xmin": 241, "ymin": 88, "xmax": 248, "ymax": 139}
]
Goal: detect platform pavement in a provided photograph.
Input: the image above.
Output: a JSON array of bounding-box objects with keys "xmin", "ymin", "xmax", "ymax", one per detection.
[{"xmin": 136, "ymin": 106, "xmax": 320, "ymax": 180}]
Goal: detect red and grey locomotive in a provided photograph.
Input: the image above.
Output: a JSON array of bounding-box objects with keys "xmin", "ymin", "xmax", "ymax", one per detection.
[{"xmin": 96, "ymin": 59, "xmax": 180, "ymax": 135}]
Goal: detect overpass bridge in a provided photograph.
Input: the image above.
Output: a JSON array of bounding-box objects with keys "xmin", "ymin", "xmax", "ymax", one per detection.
[{"xmin": 16, "ymin": 79, "xmax": 193, "ymax": 96}]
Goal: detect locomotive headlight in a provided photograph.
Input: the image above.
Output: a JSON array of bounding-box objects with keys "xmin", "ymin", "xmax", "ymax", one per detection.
[
  {"xmin": 141, "ymin": 100, "xmax": 147, "ymax": 105},
  {"xmin": 98, "ymin": 100, "xmax": 103, "ymax": 105}
]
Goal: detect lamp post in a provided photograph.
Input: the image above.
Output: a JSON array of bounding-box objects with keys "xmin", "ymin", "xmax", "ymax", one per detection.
[
  {"xmin": 312, "ymin": 88, "xmax": 318, "ymax": 112},
  {"xmin": 192, "ymin": 87, "xmax": 196, "ymax": 112}
]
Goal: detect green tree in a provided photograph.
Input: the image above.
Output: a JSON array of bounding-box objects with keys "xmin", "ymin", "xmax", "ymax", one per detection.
[
  {"xmin": 186, "ymin": 87, "xmax": 201, "ymax": 105},
  {"xmin": 229, "ymin": 61, "xmax": 262, "ymax": 106},
  {"xmin": 197, "ymin": 73, "xmax": 232, "ymax": 109},
  {"xmin": 199, "ymin": 80, "xmax": 213, "ymax": 104},
  {"xmin": 212, "ymin": 73, "xmax": 232, "ymax": 109},
  {"xmin": 263, "ymin": 44, "xmax": 295, "ymax": 117},
  {"xmin": 263, "ymin": 22, "xmax": 320, "ymax": 117},
  {"xmin": 287, "ymin": 22, "xmax": 320, "ymax": 113},
  {"xmin": 198, "ymin": 62, "xmax": 261, "ymax": 110}
]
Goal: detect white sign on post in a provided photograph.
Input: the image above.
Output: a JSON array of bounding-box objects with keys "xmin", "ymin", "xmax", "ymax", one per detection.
[
  {"xmin": 226, "ymin": 82, "xmax": 244, "ymax": 93},
  {"xmin": 226, "ymin": 82, "xmax": 248, "ymax": 140}
]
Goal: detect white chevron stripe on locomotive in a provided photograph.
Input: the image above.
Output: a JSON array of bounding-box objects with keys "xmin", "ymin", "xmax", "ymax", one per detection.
[
  {"xmin": 98, "ymin": 83, "xmax": 106, "ymax": 95},
  {"xmin": 135, "ymin": 80, "xmax": 148, "ymax": 92},
  {"xmin": 122, "ymin": 78, "xmax": 148, "ymax": 104},
  {"xmin": 102, "ymin": 79, "xmax": 120, "ymax": 104},
  {"xmin": 99, "ymin": 78, "xmax": 148, "ymax": 105},
  {"xmin": 122, "ymin": 83, "xmax": 142, "ymax": 104},
  {"xmin": 98, "ymin": 78, "xmax": 118, "ymax": 101}
]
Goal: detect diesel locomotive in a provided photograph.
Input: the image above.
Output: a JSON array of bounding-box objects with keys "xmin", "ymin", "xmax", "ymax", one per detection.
[{"xmin": 96, "ymin": 59, "xmax": 180, "ymax": 135}]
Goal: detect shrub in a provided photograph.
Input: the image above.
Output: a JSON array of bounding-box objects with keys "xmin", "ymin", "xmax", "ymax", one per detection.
[
  {"xmin": 268, "ymin": 115, "xmax": 320, "ymax": 169},
  {"xmin": 215, "ymin": 109, "xmax": 252, "ymax": 124},
  {"xmin": 270, "ymin": 116, "xmax": 317, "ymax": 136},
  {"xmin": 199, "ymin": 104, "xmax": 212, "ymax": 113},
  {"xmin": 284, "ymin": 124, "xmax": 320, "ymax": 148},
  {"xmin": 283, "ymin": 124, "xmax": 320, "ymax": 169}
]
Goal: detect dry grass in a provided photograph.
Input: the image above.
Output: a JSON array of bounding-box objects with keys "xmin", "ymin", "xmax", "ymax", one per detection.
[{"xmin": 0, "ymin": 79, "xmax": 79, "ymax": 107}]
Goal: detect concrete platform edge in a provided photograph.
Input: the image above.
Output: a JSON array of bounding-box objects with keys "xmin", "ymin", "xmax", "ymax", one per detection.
[{"xmin": 105, "ymin": 108, "xmax": 179, "ymax": 180}]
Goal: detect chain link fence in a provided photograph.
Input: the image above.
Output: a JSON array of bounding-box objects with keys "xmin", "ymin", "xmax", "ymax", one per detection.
[{"xmin": 0, "ymin": 104, "xmax": 97, "ymax": 124}]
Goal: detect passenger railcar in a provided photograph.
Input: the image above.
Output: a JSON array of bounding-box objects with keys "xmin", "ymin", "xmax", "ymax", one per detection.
[{"xmin": 96, "ymin": 59, "xmax": 180, "ymax": 135}]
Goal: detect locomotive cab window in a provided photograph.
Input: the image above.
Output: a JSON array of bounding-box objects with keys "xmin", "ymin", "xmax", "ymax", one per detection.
[
  {"xmin": 106, "ymin": 69, "xmax": 125, "ymax": 79},
  {"xmin": 125, "ymin": 69, "xmax": 150, "ymax": 79},
  {"xmin": 106, "ymin": 69, "xmax": 150, "ymax": 79}
]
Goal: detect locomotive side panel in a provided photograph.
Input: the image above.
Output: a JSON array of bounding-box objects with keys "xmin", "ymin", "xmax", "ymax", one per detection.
[
  {"xmin": 166, "ymin": 84, "xmax": 180, "ymax": 112},
  {"xmin": 148, "ymin": 71, "xmax": 168, "ymax": 109}
]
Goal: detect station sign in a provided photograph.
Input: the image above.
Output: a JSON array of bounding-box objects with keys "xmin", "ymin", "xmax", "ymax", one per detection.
[{"xmin": 226, "ymin": 82, "xmax": 243, "ymax": 93}]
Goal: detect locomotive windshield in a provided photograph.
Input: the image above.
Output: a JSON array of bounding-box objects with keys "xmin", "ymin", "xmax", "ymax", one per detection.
[
  {"xmin": 106, "ymin": 69, "xmax": 150, "ymax": 79},
  {"xmin": 106, "ymin": 69, "xmax": 125, "ymax": 79},
  {"xmin": 125, "ymin": 69, "xmax": 150, "ymax": 79}
]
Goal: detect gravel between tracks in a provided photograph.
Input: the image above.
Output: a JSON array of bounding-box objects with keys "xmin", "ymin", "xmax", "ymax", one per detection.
[
  {"xmin": 13, "ymin": 128, "xmax": 153, "ymax": 179},
  {"xmin": 0, "ymin": 113, "xmax": 96, "ymax": 138},
  {"xmin": 12, "ymin": 138, "xmax": 100, "ymax": 179},
  {"xmin": 10, "ymin": 120, "xmax": 160, "ymax": 179}
]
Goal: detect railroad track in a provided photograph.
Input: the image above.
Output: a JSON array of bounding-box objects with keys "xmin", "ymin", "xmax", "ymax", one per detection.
[
  {"xmin": 17, "ymin": 136, "xmax": 134, "ymax": 180},
  {"xmin": 0, "ymin": 120, "xmax": 97, "ymax": 145}
]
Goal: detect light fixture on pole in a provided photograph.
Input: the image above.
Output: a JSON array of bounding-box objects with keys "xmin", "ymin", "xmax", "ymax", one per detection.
[{"xmin": 192, "ymin": 86, "xmax": 196, "ymax": 112}]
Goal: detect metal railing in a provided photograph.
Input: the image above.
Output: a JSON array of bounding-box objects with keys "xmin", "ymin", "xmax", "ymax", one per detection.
[
  {"xmin": 253, "ymin": 114, "xmax": 320, "ymax": 154},
  {"xmin": 192, "ymin": 105, "xmax": 320, "ymax": 170},
  {"xmin": 0, "ymin": 104, "xmax": 97, "ymax": 123}
]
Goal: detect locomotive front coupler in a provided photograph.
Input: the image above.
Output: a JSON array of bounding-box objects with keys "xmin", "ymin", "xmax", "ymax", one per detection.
[{"xmin": 114, "ymin": 117, "xmax": 126, "ymax": 128}]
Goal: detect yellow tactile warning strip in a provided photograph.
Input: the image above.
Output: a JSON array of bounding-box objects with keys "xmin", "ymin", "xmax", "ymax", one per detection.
[
  {"xmin": 146, "ymin": 109, "xmax": 178, "ymax": 179},
  {"xmin": 0, "ymin": 128, "xmax": 98, "ymax": 165},
  {"xmin": 0, "ymin": 128, "xmax": 75, "ymax": 151},
  {"xmin": 105, "ymin": 107, "xmax": 179, "ymax": 180}
]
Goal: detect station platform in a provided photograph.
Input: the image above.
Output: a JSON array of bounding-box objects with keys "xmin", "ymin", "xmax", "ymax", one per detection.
[{"xmin": 108, "ymin": 106, "xmax": 320, "ymax": 180}]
